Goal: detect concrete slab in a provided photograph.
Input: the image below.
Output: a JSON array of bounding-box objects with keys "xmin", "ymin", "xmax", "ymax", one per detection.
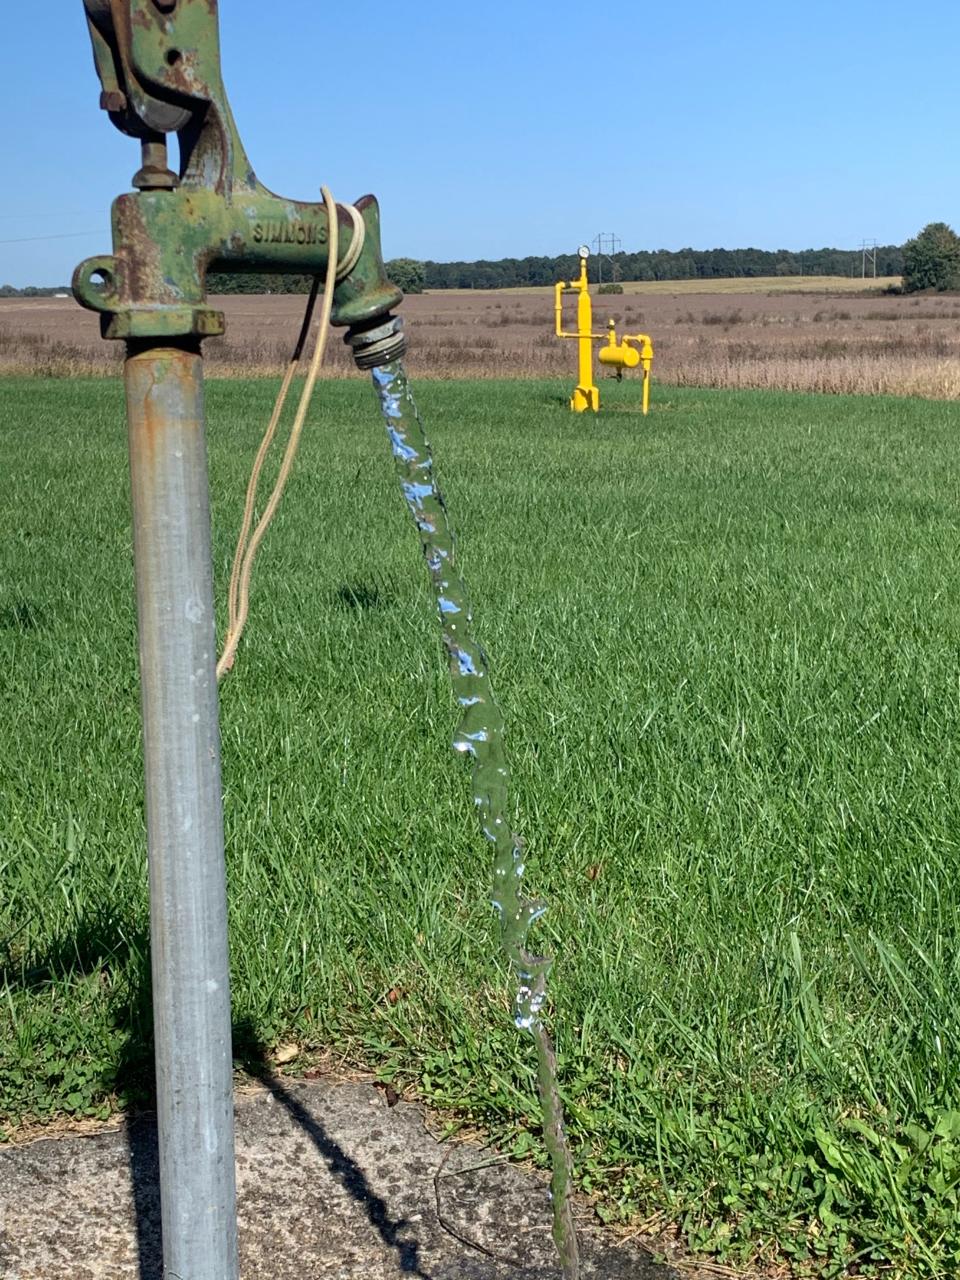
[{"xmin": 0, "ymin": 1079, "xmax": 679, "ymax": 1279}]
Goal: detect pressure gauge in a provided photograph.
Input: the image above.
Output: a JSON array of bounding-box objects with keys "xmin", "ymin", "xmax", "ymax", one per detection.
[{"xmin": 578, "ymin": 245, "xmax": 590, "ymax": 258}]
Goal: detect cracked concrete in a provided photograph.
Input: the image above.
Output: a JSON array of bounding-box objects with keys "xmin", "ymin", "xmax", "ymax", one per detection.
[{"xmin": 0, "ymin": 1080, "xmax": 678, "ymax": 1279}]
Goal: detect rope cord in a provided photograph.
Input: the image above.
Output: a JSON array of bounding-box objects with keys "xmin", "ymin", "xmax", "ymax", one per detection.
[
  {"xmin": 223, "ymin": 276, "xmax": 320, "ymax": 644},
  {"xmin": 217, "ymin": 187, "xmax": 363, "ymax": 681}
]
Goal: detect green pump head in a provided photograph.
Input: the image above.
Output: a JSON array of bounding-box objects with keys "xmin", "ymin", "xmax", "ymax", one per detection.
[{"xmin": 75, "ymin": 0, "xmax": 405, "ymax": 362}]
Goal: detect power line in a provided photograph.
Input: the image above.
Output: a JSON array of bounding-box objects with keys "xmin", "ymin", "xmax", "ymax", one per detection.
[
  {"xmin": 0, "ymin": 230, "xmax": 102, "ymax": 245},
  {"xmin": 0, "ymin": 211, "xmax": 103, "ymax": 221}
]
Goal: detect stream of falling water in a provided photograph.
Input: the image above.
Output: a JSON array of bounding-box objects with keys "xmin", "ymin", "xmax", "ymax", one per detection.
[{"xmin": 370, "ymin": 360, "xmax": 580, "ymax": 1279}]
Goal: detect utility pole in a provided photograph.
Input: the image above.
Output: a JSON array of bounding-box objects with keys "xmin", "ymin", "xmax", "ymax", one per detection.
[
  {"xmin": 860, "ymin": 239, "xmax": 879, "ymax": 279},
  {"xmin": 592, "ymin": 231, "xmax": 622, "ymax": 287}
]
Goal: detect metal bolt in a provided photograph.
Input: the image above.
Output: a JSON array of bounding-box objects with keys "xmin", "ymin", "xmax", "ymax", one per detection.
[
  {"xmin": 100, "ymin": 89, "xmax": 127, "ymax": 114},
  {"xmin": 133, "ymin": 137, "xmax": 179, "ymax": 191}
]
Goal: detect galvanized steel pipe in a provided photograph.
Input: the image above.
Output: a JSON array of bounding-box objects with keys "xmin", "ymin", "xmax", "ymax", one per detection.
[{"xmin": 125, "ymin": 342, "xmax": 238, "ymax": 1280}]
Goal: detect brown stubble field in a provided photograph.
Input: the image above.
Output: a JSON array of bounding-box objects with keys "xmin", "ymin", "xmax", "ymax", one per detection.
[{"xmin": 3, "ymin": 277, "xmax": 960, "ymax": 398}]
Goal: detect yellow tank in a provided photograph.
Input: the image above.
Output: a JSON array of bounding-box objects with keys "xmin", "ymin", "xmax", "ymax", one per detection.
[{"xmin": 598, "ymin": 339, "xmax": 641, "ymax": 371}]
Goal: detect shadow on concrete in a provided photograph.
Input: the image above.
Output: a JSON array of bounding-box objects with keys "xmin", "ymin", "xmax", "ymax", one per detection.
[
  {"xmin": 117, "ymin": 1000, "xmax": 435, "ymax": 1276},
  {"xmin": 126, "ymin": 1118, "xmax": 162, "ymax": 1280},
  {"xmin": 3, "ymin": 915, "xmax": 434, "ymax": 1278},
  {"xmin": 1, "ymin": 914, "xmax": 682, "ymax": 1280},
  {"xmin": 245, "ymin": 1052, "xmax": 433, "ymax": 1279},
  {"xmin": 116, "ymin": 1064, "xmax": 434, "ymax": 1280}
]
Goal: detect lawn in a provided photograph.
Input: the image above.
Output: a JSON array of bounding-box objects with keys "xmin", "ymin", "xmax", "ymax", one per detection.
[{"xmin": 2, "ymin": 374, "xmax": 960, "ymax": 1275}]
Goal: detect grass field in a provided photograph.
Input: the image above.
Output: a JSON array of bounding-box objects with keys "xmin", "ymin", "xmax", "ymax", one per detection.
[{"xmin": 3, "ymin": 375, "xmax": 960, "ymax": 1276}]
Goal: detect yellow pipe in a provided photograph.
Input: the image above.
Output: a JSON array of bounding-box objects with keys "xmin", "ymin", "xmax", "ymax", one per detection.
[
  {"xmin": 554, "ymin": 253, "xmax": 600, "ymax": 412},
  {"xmin": 555, "ymin": 283, "xmax": 602, "ymax": 340},
  {"xmin": 554, "ymin": 281, "xmax": 565, "ymax": 338},
  {"xmin": 624, "ymin": 333, "xmax": 654, "ymax": 416},
  {"xmin": 623, "ymin": 333, "xmax": 654, "ymax": 354},
  {"xmin": 575, "ymin": 273, "xmax": 596, "ymax": 411}
]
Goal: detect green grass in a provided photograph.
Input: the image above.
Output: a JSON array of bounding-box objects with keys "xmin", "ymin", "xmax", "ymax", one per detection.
[{"xmin": 3, "ymin": 375, "xmax": 960, "ymax": 1275}]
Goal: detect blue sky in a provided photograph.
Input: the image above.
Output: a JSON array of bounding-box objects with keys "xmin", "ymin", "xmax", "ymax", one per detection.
[{"xmin": 3, "ymin": 1, "xmax": 957, "ymax": 286}]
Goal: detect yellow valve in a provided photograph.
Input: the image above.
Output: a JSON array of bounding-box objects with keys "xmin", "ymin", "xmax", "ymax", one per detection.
[{"xmin": 554, "ymin": 251, "xmax": 654, "ymax": 415}]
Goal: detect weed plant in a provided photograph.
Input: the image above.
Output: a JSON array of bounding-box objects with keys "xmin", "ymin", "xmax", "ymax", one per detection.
[{"xmin": 2, "ymin": 378, "xmax": 960, "ymax": 1275}]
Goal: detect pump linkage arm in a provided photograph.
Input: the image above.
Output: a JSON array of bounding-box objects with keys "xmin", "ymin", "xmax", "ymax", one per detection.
[{"xmin": 74, "ymin": 0, "xmax": 404, "ymax": 369}]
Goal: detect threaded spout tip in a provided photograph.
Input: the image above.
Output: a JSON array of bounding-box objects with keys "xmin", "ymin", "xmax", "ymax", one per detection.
[{"xmin": 344, "ymin": 314, "xmax": 407, "ymax": 371}]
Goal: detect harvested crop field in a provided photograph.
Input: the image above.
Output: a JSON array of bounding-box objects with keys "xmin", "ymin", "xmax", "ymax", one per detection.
[{"xmin": 3, "ymin": 277, "xmax": 960, "ymax": 397}]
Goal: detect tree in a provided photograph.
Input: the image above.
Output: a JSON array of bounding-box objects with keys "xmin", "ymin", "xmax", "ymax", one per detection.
[
  {"xmin": 385, "ymin": 258, "xmax": 425, "ymax": 295},
  {"xmin": 902, "ymin": 222, "xmax": 960, "ymax": 292}
]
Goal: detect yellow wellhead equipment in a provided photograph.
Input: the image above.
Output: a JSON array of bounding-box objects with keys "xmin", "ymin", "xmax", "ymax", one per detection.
[{"xmin": 554, "ymin": 247, "xmax": 654, "ymax": 414}]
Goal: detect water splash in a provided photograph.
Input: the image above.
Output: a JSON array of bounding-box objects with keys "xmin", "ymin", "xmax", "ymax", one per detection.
[{"xmin": 370, "ymin": 360, "xmax": 580, "ymax": 1278}]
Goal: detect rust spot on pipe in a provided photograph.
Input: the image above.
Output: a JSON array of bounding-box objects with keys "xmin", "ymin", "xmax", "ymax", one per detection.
[
  {"xmin": 126, "ymin": 345, "xmax": 203, "ymax": 472},
  {"xmin": 139, "ymin": 366, "xmax": 164, "ymax": 464}
]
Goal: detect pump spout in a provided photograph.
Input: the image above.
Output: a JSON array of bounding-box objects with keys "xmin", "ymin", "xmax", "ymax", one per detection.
[{"xmin": 334, "ymin": 197, "xmax": 407, "ymax": 370}]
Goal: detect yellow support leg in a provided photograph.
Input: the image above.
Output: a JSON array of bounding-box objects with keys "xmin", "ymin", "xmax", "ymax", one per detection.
[
  {"xmin": 571, "ymin": 384, "xmax": 599, "ymax": 412},
  {"xmin": 573, "ymin": 270, "xmax": 598, "ymax": 411}
]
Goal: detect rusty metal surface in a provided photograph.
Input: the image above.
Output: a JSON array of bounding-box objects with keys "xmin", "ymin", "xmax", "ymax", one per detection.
[
  {"xmin": 76, "ymin": 0, "xmax": 401, "ymax": 341},
  {"xmin": 84, "ymin": 0, "xmax": 194, "ymax": 136},
  {"xmin": 131, "ymin": 135, "xmax": 179, "ymax": 190}
]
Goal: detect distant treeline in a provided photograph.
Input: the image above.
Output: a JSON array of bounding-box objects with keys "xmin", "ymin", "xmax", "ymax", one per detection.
[
  {"xmin": 4, "ymin": 242, "xmax": 905, "ymax": 300},
  {"xmin": 0, "ymin": 285, "xmax": 69, "ymax": 297},
  {"xmin": 202, "ymin": 243, "xmax": 904, "ymax": 295},
  {"xmin": 206, "ymin": 272, "xmax": 315, "ymax": 294},
  {"xmin": 422, "ymin": 245, "xmax": 905, "ymax": 289}
]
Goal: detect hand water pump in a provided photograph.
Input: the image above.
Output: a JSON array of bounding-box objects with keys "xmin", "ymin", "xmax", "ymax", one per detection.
[{"xmin": 74, "ymin": 4, "xmax": 406, "ymax": 1276}]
